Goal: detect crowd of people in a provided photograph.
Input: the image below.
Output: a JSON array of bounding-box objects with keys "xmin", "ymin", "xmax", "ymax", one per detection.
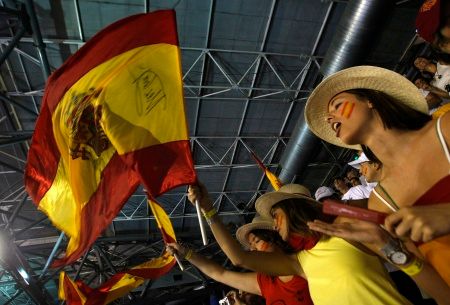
[{"xmin": 164, "ymin": 2, "xmax": 450, "ymax": 305}]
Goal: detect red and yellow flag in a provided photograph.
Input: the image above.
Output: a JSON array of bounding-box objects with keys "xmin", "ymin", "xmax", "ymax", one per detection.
[
  {"xmin": 250, "ymin": 151, "xmax": 283, "ymax": 191},
  {"xmin": 59, "ymin": 200, "xmax": 177, "ymax": 305},
  {"xmin": 24, "ymin": 10, "xmax": 196, "ymax": 267}
]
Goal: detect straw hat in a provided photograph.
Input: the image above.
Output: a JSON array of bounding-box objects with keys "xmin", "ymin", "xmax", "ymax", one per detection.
[
  {"xmin": 255, "ymin": 184, "xmax": 312, "ymax": 219},
  {"xmin": 304, "ymin": 66, "xmax": 428, "ymax": 149},
  {"xmin": 236, "ymin": 215, "xmax": 274, "ymax": 249}
]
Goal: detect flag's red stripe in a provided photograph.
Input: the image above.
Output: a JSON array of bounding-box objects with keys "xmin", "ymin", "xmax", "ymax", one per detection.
[
  {"xmin": 250, "ymin": 151, "xmax": 267, "ymax": 171},
  {"xmin": 160, "ymin": 226, "xmax": 176, "ymax": 244},
  {"xmin": 52, "ymin": 154, "xmax": 141, "ymax": 267},
  {"xmin": 24, "ymin": 104, "xmax": 60, "ymax": 204},
  {"xmin": 70, "ymin": 261, "xmax": 174, "ymax": 303},
  {"xmin": 45, "ymin": 10, "xmax": 178, "ymax": 113},
  {"xmin": 127, "ymin": 259, "xmax": 176, "ymax": 278},
  {"xmin": 63, "ymin": 275, "xmax": 84, "ymax": 305},
  {"xmin": 25, "ymin": 10, "xmax": 178, "ymax": 208},
  {"xmin": 121, "ymin": 140, "xmax": 196, "ymax": 199}
]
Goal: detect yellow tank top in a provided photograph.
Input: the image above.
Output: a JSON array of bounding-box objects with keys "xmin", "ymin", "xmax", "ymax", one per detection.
[{"xmin": 297, "ymin": 237, "xmax": 411, "ymax": 305}]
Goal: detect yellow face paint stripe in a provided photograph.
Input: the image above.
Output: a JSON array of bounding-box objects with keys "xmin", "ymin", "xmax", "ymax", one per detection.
[{"xmin": 341, "ymin": 101, "xmax": 355, "ymax": 118}]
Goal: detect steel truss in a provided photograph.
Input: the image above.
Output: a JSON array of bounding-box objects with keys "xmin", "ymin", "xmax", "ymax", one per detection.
[{"xmin": 0, "ymin": 0, "xmax": 350, "ymax": 304}]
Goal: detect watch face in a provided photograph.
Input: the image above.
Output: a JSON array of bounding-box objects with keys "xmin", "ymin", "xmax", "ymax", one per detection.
[{"xmin": 391, "ymin": 252, "xmax": 408, "ymax": 265}]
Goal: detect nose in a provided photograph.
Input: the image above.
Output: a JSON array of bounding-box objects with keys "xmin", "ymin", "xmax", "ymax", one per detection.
[{"xmin": 326, "ymin": 114, "xmax": 334, "ymax": 123}]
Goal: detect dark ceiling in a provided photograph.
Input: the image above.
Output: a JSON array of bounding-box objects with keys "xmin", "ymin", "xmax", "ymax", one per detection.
[{"xmin": 0, "ymin": 0, "xmax": 424, "ymax": 304}]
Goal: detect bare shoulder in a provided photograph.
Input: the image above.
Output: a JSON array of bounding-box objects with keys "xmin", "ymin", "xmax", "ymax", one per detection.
[
  {"xmin": 367, "ymin": 192, "xmax": 393, "ymax": 213},
  {"xmin": 440, "ymin": 112, "xmax": 450, "ymax": 140}
]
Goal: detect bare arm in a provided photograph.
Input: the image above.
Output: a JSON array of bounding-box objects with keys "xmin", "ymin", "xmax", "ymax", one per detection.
[
  {"xmin": 167, "ymin": 243, "xmax": 261, "ymax": 295},
  {"xmin": 188, "ymin": 184, "xmax": 303, "ymax": 277},
  {"xmin": 428, "ymin": 84, "xmax": 450, "ymax": 99}
]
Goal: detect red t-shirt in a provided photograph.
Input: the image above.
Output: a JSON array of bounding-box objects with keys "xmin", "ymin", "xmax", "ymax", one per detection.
[{"xmin": 257, "ymin": 273, "xmax": 313, "ymax": 305}]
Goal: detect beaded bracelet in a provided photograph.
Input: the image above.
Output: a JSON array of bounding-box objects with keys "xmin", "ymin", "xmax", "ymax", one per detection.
[
  {"xmin": 205, "ymin": 214, "xmax": 218, "ymax": 225},
  {"xmin": 203, "ymin": 207, "xmax": 218, "ymax": 219},
  {"xmin": 184, "ymin": 249, "xmax": 193, "ymax": 260},
  {"xmin": 400, "ymin": 257, "xmax": 424, "ymax": 276}
]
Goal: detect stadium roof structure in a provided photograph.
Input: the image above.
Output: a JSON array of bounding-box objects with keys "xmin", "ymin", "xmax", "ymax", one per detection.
[{"xmin": 0, "ymin": 0, "xmax": 425, "ymax": 304}]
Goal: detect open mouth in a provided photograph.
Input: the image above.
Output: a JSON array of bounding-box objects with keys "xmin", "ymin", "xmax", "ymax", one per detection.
[{"xmin": 331, "ymin": 122, "xmax": 341, "ymax": 136}]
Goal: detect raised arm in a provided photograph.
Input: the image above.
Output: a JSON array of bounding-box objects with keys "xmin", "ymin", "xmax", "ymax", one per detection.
[
  {"xmin": 188, "ymin": 184, "xmax": 302, "ymax": 277},
  {"xmin": 166, "ymin": 242, "xmax": 261, "ymax": 295}
]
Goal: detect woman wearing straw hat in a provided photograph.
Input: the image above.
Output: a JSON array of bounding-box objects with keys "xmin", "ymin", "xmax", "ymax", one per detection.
[
  {"xmin": 187, "ymin": 184, "xmax": 420, "ymax": 305},
  {"xmin": 166, "ymin": 215, "xmax": 313, "ymax": 305},
  {"xmin": 303, "ymin": 66, "xmax": 450, "ymax": 288}
]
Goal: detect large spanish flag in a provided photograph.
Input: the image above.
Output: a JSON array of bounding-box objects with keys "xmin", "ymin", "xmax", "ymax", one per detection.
[
  {"xmin": 24, "ymin": 10, "xmax": 196, "ymax": 266},
  {"xmin": 59, "ymin": 200, "xmax": 177, "ymax": 305}
]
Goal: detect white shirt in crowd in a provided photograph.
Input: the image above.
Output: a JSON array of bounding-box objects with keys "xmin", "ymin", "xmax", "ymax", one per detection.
[
  {"xmin": 341, "ymin": 185, "xmax": 372, "ymax": 200},
  {"xmin": 432, "ymin": 62, "xmax": 450, "ymax": 92}
]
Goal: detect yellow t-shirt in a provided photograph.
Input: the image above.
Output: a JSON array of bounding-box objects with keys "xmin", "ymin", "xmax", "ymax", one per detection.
[{"xmin": 297, "ymin": 237, "xmax": 411, "ymax": 305}]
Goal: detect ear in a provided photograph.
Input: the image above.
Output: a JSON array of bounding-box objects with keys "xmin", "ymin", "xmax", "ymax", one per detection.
[{"xmin": 367, "ymin": 101, "xmax": 374, "ymax": 109}]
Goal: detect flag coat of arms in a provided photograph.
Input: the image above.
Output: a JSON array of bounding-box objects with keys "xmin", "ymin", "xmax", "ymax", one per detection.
[{"xmin": 25, "ymin": 10, "xmax": 196, "ymax": 266}]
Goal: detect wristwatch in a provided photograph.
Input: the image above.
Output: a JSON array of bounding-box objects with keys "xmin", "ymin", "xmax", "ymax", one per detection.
[{"xmin": 380, "ymin": 238, "xmax": 411, "ymax": 266}]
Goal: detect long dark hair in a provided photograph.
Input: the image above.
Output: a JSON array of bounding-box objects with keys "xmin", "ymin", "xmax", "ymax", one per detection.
[
  {"xmin": 344, "ymin": 89, "xmax": 431, "ymax": 163},
  {"xmin": 250, "ymin": 228, "xmax": 295, "ymax": 254},
  {"xmin": 272, "ymin": 198, "xmax": 335, "ymax": 240}
]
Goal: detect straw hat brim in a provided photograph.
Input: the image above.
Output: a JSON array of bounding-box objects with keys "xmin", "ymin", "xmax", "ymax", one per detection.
[
  {"xmin": 236, "ymin": 221, "xmax": 274, "ymax": 249},
  {"xmin": 255, "ymin": 192, "xmax": 318, "ymax": 219},
  {"xmin": 304, "ymin": 66, "xmax": 428, "ymax": 149}
]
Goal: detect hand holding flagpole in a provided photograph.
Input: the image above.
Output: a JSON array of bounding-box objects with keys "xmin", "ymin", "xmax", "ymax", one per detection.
[
  {"xmin": 188, "ymin": 185, "xmax": 209, "ymax": 246},
  {"xmin": 173, "ymin": 253, "xmax": 184, "ymax": 271}
]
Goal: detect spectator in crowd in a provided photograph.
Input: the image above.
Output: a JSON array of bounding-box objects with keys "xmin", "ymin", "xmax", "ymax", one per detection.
[
  {"xmin": 186, "ymin": 183, "xmax": 422, "ymax": 305},
  {"xmin": 414, "ymin": 76, "xmax": 447, "ymax": 113},
  {"xmin": 348, "ymin": 152, "xmax": 379, "ymax": 193},
  {"xmin": 304, "ymin": 65, "xmax": 450, "ymax": 287},
  {"xmin": 167, "ymin": 215, "xmax": 313, "ymax": 305},
  {"xmin": 332, "ymin": 176, "xmax": 371, "ymax": 200},
  {"xmin": 225, "ymin": 290, "xmax": 266, "ymax": 305},
  {"xmin": 345, "ymin": 166, "xmax": 367, "ymax": 186},
  {"xmin": 350, "ymin": 177, "xmax": 361, "ymax": 187},
  {"xmin": 314, "ymin": 186, "xmax": 340, "ymax": 203},
  {"xmin": 414, "ymin": 57, "xmax": 450, "ymax": 95}
]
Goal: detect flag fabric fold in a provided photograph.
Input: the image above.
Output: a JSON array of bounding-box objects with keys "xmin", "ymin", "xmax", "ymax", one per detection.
[
  {"xmin": 25, "ymin": 9, "xmax": 196, "ymax": 266},
  {"xmin": 250, "ymin": 151, "xmax": 283, "ymax": 190},
  {"xmin": 58, "ymin": 199, "xmax": 178, "ymax": 305}
]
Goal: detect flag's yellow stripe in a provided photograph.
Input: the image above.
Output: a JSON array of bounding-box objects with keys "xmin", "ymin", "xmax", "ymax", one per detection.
[
  {"xmin": 265, "ymin": 169, "xmax": 282, "ymax": 191},
  {"xmin": 42, "ymin": 43, "xmax": 184, "ymax": 256},
  {"xmin": 38, "ymin": 147, "xmax": 115, "ymax": 247},
  {"xmin": 58, "ymin": 44, "xmax": 187, "ymax": 156},
  {"xmin": 103, "ymin": 275, "xmax": 145, "ymax": 304},
  {"xmin": 132, "ymin": 252, "xmax": 175, "ymax": 270},
  {"xmin": 148, "ymin": 200, "xmax": 176, "ymax": 241}
]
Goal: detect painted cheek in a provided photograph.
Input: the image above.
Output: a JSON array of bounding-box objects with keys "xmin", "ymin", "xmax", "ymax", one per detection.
[
  {"xmin": 340, "ymin": 101, "xmax": 348, "ymax": 116},
  {"xmin": 341, "ymin": 101, "xmax": 355, "ymax": 119},
  {"xmin": 259, "ymin": 242, "xmax": 269, "ymax": 251}
]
